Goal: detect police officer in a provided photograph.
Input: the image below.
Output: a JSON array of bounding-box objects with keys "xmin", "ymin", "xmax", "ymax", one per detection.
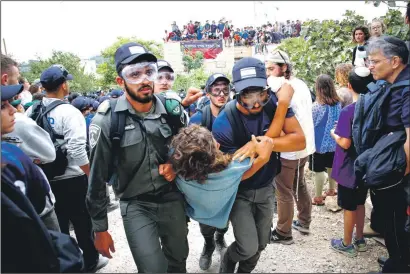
[
  {"xmin": 86, "ymin": 42, "xmax": 189, "ymax": 273},
  {"xmin": 189, "ymin": 73, "xmax": 231, "ymax": 270},
  {"xmin": 154, "ymin": 59, "xmax": 176, "ymax": 94}
]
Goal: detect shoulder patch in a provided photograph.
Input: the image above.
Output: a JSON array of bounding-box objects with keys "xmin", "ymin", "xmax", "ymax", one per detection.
[
  {"xmin": 89, "ymin": 124, "xmax": 102, "ymax": 149},
  {"xmin": 97, "ymin": 100, "xmax": 110, "ymax": 114}
]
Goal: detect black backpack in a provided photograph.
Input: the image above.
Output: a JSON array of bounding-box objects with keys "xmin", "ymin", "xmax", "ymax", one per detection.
[
  {"xmin": 196, "ymin": 104, "xmax": 213, "ymax": 131},
  {"xmin": 108, "ymin": 94, "xmax": 186, "ymax": 185},
  {"xmin": 352, "ymin": 80, "xmax": 409, "ymax": 156},
  {"xmin": 30, "ymin": 101, "xmax": 69, "ymax": 181},
  {"xmin": 222, "ymin": 92, "xmax": 282, "ymax": 176},
  {"xmin": 1, "ymin": 165, "xmax": 84, "ymax": 273}
]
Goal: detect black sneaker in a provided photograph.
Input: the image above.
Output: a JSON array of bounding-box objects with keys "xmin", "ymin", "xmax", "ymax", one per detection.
[
  {"xmin": 292, "ymin": 220, "xmax": 310, "ymax": 234},
  {"xmin": 199, "ymin": 241, "xmax": 215, "ymax": 270},
  {"xmin": 377, "ymin": 256, "xmax": 388, "ymax": 267},
  {"xmin": 270, "ymin": 229, "xmax": 294, "ymax": 245},
  {"xmin": 215, "ymin": 232, "xmax": 228, "ymax": 252},
  {"xmin": 219, "ymin": 248, "xmax": 236, "ymax": 273}
]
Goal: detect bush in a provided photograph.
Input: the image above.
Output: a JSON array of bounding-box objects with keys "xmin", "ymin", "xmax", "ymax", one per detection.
[
  {"xmin": 173, "ymin": 67, "xmax": 211, "ymax": 92},
  {"xmin": 277, "ymin": 9, "xmax": 408, "ymax": 90}
]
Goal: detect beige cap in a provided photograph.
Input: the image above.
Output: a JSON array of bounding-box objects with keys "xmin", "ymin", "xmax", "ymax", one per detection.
[{"xmin": 266, "ymin": 49, "xmax": 291, "ymax": 64}]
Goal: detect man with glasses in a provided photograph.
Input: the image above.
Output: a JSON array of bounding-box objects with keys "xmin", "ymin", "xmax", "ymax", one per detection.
[
  {"xmin": 86, "ymin": 42, "xmax": 189, "ymax": 273},
  {"xmin": 189, "ymin": 73, "xmax": 231, "ymax": 270},
  {"xmin": 212, "ymin": 57, "xmax": 306, "ymax": 273},
  {"xmin": 365, "ymin": 36, "xmax": 410, "ymax": 273}
]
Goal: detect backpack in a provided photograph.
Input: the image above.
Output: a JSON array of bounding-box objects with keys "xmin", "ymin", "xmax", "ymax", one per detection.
[
  {"xmin": 1, "ymin": 164, "xmax": 84, "ymax": 273},
  {"xmin": 222, "ymin": 91, "xmax": 282, "ymax": 176},
  {"xmin": 352, "ymin": 80, "xmax": 409, "ymax": 155},
  {"xmin": 108, "ymin": 93, "xmax": 186, "ymax": 185},
  {"xmin": 30, "ymin": 101, "xmax": 69, "ymax": 181},
  {"xmin": 197, "ymin": 104, "xmax": 213, "ymax": 131},
  {"xmin": 196, "ymin": 96, "xmax": 210, "ymax": 111},
  {"xmin": 352, "ymin": 80, "xmax": 409, "ymax": 189}
]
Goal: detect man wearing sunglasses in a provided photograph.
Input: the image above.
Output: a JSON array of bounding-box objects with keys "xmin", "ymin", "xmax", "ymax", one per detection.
[
  {"xmin": 189, "ymin": 73, "xmax": 231, "ymax": 270},
  {"xmin": 86, "ymin": 42, "xmax": 188, "ymax": 273},
  {"xmin": 213, "ymin": 57, "xmax": 306, "ymax": 273}
]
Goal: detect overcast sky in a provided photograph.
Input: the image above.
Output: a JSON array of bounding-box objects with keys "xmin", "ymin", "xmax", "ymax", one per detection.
[{"xmin": 1, "ymin": 1, "xmax": 404, "ymax": 63}]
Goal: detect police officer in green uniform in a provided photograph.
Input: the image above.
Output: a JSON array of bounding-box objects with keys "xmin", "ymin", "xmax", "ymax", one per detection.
[{"xmin": 86, "ymin": 42, "xmax": 189, "ymax": 273}]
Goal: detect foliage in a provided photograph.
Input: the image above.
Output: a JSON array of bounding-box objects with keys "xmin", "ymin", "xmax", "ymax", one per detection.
[
  {"xmin": 381, "ymin": 8, "xmax": 410, "ymax": 40},
  {"xmin": 96, "ymin": 36, "xmax": 164, "ymax": 89},
  {"xmin": 277, "ymin": 8, "xmax": 408, "ymax": 90},
  {"xmin": 173, "ymin": 67, "xmax": 212, "ymax": 91},
  {"xmin": 20, "ymin": 50, "xmax": 97, "ymax": 93},
  {"xmin": 182, "ymin": 51, "xmax": 204, "ymax": 73}
]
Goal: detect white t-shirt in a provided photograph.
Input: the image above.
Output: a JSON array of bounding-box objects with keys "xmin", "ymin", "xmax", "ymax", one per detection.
[
  {"xmin": 269, "ymin": 77, "xmax": 316, "ymax": 160},
  {"xmin": 20, "ymin": 90, "xmax": 32, "ymax": 105}
]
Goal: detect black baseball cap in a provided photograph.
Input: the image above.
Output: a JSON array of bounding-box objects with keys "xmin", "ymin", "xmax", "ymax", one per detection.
[
  {"xmin": 205, "ymin": 73, "xmax": 230, "ymax": 91},
  {"xmin": 157, "ymin": 60, "xmax": 174, "ymax": 73},
  {"xmin": 71, "ymin": 96, "xmax": 89, "ymax": 111},
  {"xmin": 232, "ymin": 57, "xmax": 267, "ymax": 93},
  {"xmin": 1, "ymin": 84, "xmax": 24, "ymax": 101},
  {"xmin": 114, "ymin": 42, "xmax": 157, "ymax": 74},
  {"xmin": 40, "ymin": 65, "xmax": 73, "ymax": 90}
]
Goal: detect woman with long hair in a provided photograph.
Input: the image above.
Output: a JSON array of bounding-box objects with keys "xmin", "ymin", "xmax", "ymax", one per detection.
[
  {"xmin": 310, "ymin": 74, "xmax": 342, "ymax": 205},
  {"xmin": 169, "ymin": 124, "xmax": 274, "ymax": 228}
]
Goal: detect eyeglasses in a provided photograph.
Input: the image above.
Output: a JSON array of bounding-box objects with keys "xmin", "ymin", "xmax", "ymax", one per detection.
[
  {"xmin": 239, "ymin": 88, "xmax": 271, "ymax": 110},
  {"xmin": 121, "ymin": 62, "xmax": 158, "ymax": 84},
  {"xmin": 209, "ymin": 84, "xmax": 230, "ymax": 97},
  {"xmin": 365, "ymin": 58, "xmax": 390, "ymax": 67}
]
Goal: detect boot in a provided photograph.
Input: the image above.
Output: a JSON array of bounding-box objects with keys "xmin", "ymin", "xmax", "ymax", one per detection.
[
  {"xmin": 199, "ymin": 237, "xmax": 215, "ymax": 270},
  {"xmin": 219, "ymin": 248, "xmax": 236, "ymax": 273},
  {"xmin": 215, "ymin": 231, "xmax": 228, "ymax": 251}
]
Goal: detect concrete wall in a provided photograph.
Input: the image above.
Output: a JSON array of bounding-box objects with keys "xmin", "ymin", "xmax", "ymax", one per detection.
[{"xmin": 163, "ymin": 40, "xmax": 255, "ymax": 75}]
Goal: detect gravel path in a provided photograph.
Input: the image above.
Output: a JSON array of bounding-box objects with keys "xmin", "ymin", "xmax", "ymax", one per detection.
[{"xmin": 97, "ymin": 170, "xmax": 387, "ymax": 273}]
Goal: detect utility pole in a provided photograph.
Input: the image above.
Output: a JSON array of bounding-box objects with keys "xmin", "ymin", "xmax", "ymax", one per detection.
[{"xmin": 3, "ymin": 38, "xmax": 7, "ymax": 55}]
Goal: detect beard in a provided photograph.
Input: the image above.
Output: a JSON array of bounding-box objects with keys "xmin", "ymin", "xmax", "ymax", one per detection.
[{"xmin": 124, "ymin": 82, "xmax": 153, "ymax": 104}]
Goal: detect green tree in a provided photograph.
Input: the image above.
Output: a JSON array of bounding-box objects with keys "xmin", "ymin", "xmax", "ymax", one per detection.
[
  {"xmin": 173, "ymin": 67, "xmax": 211, "ymax": 91},
  {"xmin": 96, "ymin": 36, "xmax": 163, "ymax": 89},
  {"xmin": 182, "ymin": 51, "xmax": 204, "ymax": 73},
  {"xmin": 277, "ymin": 8, "xmax": 408, "ymax": 90},
  {"xmin": 381, "ymin": 8, "xmax": 410, "ymax": 40},
  {"xmin": 20, "ymin": 50, "xmax": 97, "ymax": 93}
]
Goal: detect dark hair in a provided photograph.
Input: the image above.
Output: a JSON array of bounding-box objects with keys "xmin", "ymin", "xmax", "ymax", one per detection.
[
  {"xmin": 28, "ymin": 84, "xmax": 41, "ymax": 95},
  {"xmin": 278, "ymin": 63, "xmax": 293, "ymax": 80},
  {"xmin": 18, "ymin": 76, "xmax": 27, "ymax": 85},
  {"xmin": 352, "ymin": 26, "xmax": 370, "ymax": 43},
  {"xmin": 407, "ymin": 2, "xmax": 410, "ymax": 21},
  {"xmin": 315, "ymin": 74, "xmax": 340, "ymax": 106},
  {"xmin": 169, "ymin": 124, "xmax": 232, "ymax": 183},
  {"xmin": 1, "ymin": 54, "xmax": 18, "ymax": 74},
  {"xmin": 67, "ymin": 92, "xmax": 80, "ymax": 103},
  {"xmin": 32, "ymin": 93, "xmax": 45, "ymax": 101},
  {"xmin": 348, "ymin": 70, "xmax": 373, "ymax": 94}
]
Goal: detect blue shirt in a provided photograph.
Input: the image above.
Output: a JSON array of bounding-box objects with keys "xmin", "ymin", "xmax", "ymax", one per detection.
[
  {"xmin": 218, "ymin": 23, "xmax": 225, "ymax": 32},
  {"xmin": 189, "ymin": 110, "xmax": 215, "ymax": 128},
  {"xmin": 1, "ymin": 142, "xmax": 50, "ymax": 214},
  {"xmin": 211, "ymin": 24, "xmax": 217, "ymax": 33},
  {"xmin": 312, "ymin": 102, "xmax": 342, "ymax": 153},
  {"xmin": 212, "ymin": 97, "xmax": 295, "ymax": 189},
  {"xmin": 176, "ymin": 159, "xmax": 251, "ymax": 228},
  {"xmin": 383, "ymin": 65, "xmax": 410, "ymax": 130}
]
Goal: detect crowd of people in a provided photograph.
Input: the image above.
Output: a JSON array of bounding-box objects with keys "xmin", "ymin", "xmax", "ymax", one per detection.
[
  {"xmin": 164, "ymin": 19, "xmax": 302, "ymax": 49},
  {"xmin": 1, "ymin": 4, "xmax": 410, "ymax": 274}
]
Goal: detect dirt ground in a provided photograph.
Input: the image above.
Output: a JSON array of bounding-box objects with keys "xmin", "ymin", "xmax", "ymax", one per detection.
[{"xmin": 96, "ymin": 169, "xmax": 387, "ymax": 273}]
